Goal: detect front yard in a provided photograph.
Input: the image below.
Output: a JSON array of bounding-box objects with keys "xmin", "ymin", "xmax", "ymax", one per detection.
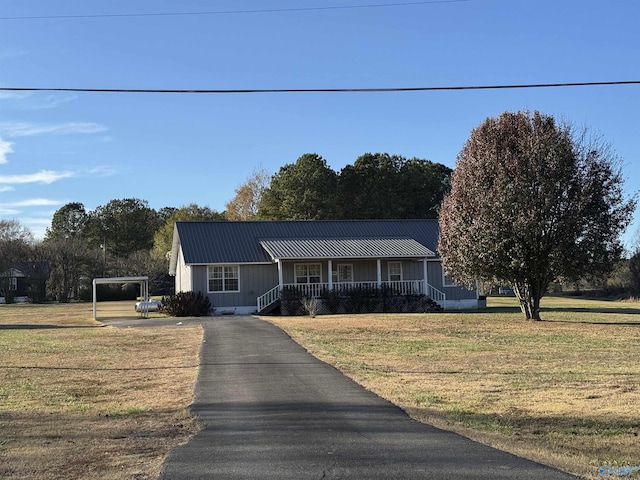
[
  {"xmin": 267, "ymin": 296, "xmax": 640, "ymax": 479},
  {"xmin": 0, "ymin": 302, "xmax": 202, "ymax": 480},
  {"xmin": 1, "ymin": 297, "xmax": 638, "ymax": 479}
]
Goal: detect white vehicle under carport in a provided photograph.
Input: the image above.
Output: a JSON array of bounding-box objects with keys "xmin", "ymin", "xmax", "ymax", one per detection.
[{"xmin": 135, "ymin": 299, "xmax": 162, "ymax": 312}]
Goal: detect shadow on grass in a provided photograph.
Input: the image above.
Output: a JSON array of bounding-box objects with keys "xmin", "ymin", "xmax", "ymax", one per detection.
[
  {"xmin": 541, "ymin": 307, "xmax": 640, "ymax": 315},
  {"xmin": 438, "ymin": 305, "xmax": 640, "ymax": 324},
  {"xmin": 540, "ymin": 319, "xmax": 640, "ymax": 326},
  {"xmin": 0, "ymin": 364, "xmax": 197, "ymax": 371},
  {"xmin": 0, "ymin": 324, "xmax": 102, "ymax": 330},
  {"xmin": 405, "ymin": 404, "xmax": 640, "ymax": 437}
]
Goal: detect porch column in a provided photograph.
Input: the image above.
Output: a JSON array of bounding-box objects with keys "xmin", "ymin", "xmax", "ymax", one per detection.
[
  {"xmin": 277, "ymin": 259, "xmax": 283, "ymax": 291},
  {"xmin": 327, "ymin": 259, "xmax": 333, "ymax": 291},
  {"xmin": 422, "ymin": 258, "xmax": 428, "ymax": 295},
  {"xmin": 376, "ymin": 259, "xmax": 382, "ymax": 288}
]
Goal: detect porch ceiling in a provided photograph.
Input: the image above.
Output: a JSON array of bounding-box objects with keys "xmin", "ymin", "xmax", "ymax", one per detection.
[{"xmin": 259, "ymin": 237, "xmax": 435, "ymax": 260}]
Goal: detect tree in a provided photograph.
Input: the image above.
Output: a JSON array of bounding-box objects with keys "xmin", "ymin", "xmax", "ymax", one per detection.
[
  {"xmin": 337, "ymin": 153, "xmax": 404, "ymax": 219},
  {"xmin": 20, "ymin": 242, "xmax": 50, "ymax": 303},
  {"xmin": 152, "ymin": 204, "xmax": 225, "ymax": 260},
  {"xmin": 225, "ymin": 166, "xmax": 270, "ymax": 221},
  {"xmin": 438, "ymin": 110, "xmax": 636, "ymax": 320},
  {"xmin": 258, "ymin": 153, "xmax": 338, "ymax": 220},
  {"xmin": 397, "ymin": 158, "xmax": 451, "ymax": 218},
  {"xmin": 0, "ymin": 220, "xmax": 34, "ymax": 299},
  {"xmin": 0, "ymin": 219, "xmax": 33, "ymax": 244},
  {"xmin": 337, "ymin": 153, "xmax": 452, "ymax": 219},
  {"xmin": 157, "ymin": 206, "xmax": 178, "ymax": 224},
  {"xmin": 88, "ymin": 198, "xmax": 161, "ymax": 258},
  {"xmin": 44, "ymin": 202, "xmax": 89, "ymax": 240},
  {"xmin": 43, "ymin": 237, "xmax": 90, "ymax": 302}
]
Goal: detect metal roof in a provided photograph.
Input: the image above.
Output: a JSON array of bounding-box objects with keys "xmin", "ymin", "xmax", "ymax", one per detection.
[
  {"xmin": 260, "ymin": 237, "xmax": 434, "ymax": 260},
  {"xmin": 170, "ymin": 219, "xmax": 440, "ymax": 272}
]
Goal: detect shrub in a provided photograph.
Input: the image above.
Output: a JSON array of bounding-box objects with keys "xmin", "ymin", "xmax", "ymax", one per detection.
[
  {"xmin": 320, "ymin": 288, "xmax": 341, "ymax": 314},
  {"xmin": 159, "ymin": 291, "xmax": 211, "ymax": 317},
  {"xmin": 301, "ymin": 296, "xmax": 320, "ymax": 318},
  {"xmin": 280, "ymin": 286, "xmax": 304, "ymax": 316}
]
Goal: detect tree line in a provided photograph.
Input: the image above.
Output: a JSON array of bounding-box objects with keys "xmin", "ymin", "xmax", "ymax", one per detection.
[
  {"xmin": 1, "ymin": 111, "xmax": 638, "ymax": 318},
  {"xmin": 0, "ymin": 152, "xmax": 451, "ymax": 302}
]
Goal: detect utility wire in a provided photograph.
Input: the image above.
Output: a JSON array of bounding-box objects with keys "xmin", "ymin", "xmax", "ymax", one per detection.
[
  {"xmin": 0, "ymin": 1, "xmax": 471, "ymax": 21},
  {"xmin": 1, "ymin": 81, "xmax": 639, "ymax": 95}
]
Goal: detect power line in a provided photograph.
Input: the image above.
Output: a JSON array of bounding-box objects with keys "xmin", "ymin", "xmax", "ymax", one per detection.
[
  {"xmin": 1, "ymin": 81, "xmax": 639, "ymax": 95},
  {"xmin": 0, "ymin": 1, "xmax": 471, "ymax": 21}
]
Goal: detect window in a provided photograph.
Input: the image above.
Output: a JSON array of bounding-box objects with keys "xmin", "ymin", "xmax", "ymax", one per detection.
[
  {"xmin": 295, "ymin": 263, "xmax": 321, "ymax": 284},
  {"xmin": 388, "ymin": 262, "xmax": 402, "ymax": 282},
  {"xmin": 208, "ymin": 265, "xmax": 239, "ymax": 292},
  {"xmin": 332, "ymin": 264, "xmax": 353, "ymax": 283},
  {"xmin": 9, "ymin": 277, "xmax": 17, "ymax": 291}
]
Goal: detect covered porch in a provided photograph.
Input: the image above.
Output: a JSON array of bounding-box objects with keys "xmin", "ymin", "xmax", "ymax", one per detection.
[{"xmin": 256, "ymin": 237, "xmax": 446, "ymax": 313}]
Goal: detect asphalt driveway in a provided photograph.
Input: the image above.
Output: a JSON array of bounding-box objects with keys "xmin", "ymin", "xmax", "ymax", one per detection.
[{"xmin": 104, "ymin": 315, "xmax": 577, "ymax": 479}]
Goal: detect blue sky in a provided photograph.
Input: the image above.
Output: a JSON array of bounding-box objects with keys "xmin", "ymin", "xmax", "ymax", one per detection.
[{"xmin": 0, "ymin": 0, "xmax": 638, "ymax": 245}]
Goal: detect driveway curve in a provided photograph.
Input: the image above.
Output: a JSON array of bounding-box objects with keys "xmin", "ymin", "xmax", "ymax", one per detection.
[{"xmin": 106, "ymin": 315, "xmax": 577, "ymax": 479}]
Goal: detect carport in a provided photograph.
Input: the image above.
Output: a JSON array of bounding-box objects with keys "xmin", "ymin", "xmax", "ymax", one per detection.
[{"xmin": 92, "ymin": 276, "xmax": 149, "ymax": 320}]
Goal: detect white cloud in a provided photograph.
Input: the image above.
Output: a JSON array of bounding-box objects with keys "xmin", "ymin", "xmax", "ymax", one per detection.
[
  {"xmin": 0, "ymin": 207, "xmax": 19, "ymax": 215},
  {"xmin": 0, "ymin": 89, "xmax": 78, "ymax": 109},
  {"xmin": 0, "ymin": 186, "xmax": 15, "ymax": 193},
  {"xmin": 0, "ymin": 138, "xmax": 12, "ymax": 164},
  {"xmin": 85, "ymin": 165, "xmax": 118, "ymax": 177},
  {"xmin": 0, "ymin": 170, "xmax": 75, "ymax": 185},
  {"xmin": 26, "ymin": 93, "xmax": 78, "ymax": 110},
  {"xmin": 0, "ymin": 121, "xmax": 108, "ymax": 137},
  {"xmin": 0, "ymin": 90, "xmax": 31, "ymax": 101},
  {"xmin": 0, "ymin": 198, "xmax": 63, "ymax": 207},
  {"xmin": 17, "ymin": 216, "xmax": 54, "ymax": 240}
]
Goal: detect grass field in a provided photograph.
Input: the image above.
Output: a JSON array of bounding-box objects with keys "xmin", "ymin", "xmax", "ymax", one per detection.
[
  {"xmin": 0, "ymin": 301, "xmax": 203, "ymax": 480},
  {"xmin": 266, "ymin": 296, "xmax": 640, "ymax": 479},
  {"xmin": 2, "ymin": 297, "xmax": 638, "ymax": 479}
]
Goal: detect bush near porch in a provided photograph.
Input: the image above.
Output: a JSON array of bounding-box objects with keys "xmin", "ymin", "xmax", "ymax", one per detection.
[{"xmin": 280, "ymin": 285, "xmax": 443, "ymax": 316}]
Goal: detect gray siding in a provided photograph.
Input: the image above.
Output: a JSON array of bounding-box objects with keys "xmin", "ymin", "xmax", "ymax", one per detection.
[
  {"xmin": 183, "ymin": 258, "xmax": 476, "ymax": 308},
  {"xmin": 427, "ymin": 260, "xmax": 477, "ymax": 300},
  {"xmin": 190, "ymin": 264, "xmax": 278, "ymax": 308}
]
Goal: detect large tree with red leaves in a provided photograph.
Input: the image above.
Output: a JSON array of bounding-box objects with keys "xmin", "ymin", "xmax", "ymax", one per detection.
[{"xmin": 438, "ymin": 111, "xmax": 636, "ymax": 320}]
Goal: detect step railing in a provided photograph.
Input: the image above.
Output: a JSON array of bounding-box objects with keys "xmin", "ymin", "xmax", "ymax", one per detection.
[
  {"xmin": 257, "ymin": 285, "xmax": 280, "ymax": 312},
  {"xmin": 427, "ymin": 284, "xmax": 446, "ymax": 308}
]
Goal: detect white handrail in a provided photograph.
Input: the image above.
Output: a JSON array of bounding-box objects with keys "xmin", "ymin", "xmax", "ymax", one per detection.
[
  {"xmin": 427, "ymin": 284, "xmax": 446, "ymax": 308},
  {"xmin": 257, "ymin": 285, "xmax": 280, "ymax": 312},
  {"xmin": 282, "ymin": 280, "xmax": 425, "ymax": 297}
]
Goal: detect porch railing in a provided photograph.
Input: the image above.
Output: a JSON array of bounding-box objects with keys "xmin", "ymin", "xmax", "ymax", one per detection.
[
  {"xmin": 283, "ymin": 280, "xmax": 425, "ymax": 298},
  {"xmin": 257, "ymin": 280, "xmax": 447, "ymax": 312}
]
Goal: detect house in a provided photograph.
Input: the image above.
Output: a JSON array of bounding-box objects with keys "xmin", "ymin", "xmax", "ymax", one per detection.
[
  {"xmin": 168, "ymin": 220, "xmax": 480, "ymax": 315},
  {"xmin": 0, "ymin": 262, "xmax": 49, "ymax": 303}
]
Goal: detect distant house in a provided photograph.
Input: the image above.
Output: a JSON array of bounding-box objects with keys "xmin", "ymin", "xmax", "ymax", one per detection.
[
  {"xmin": 0, "ymin": 262, "xmax": 49, "ymax": 303},
  {"xmin": 169, "ymin": 220, "xmax": 480, "ymax": 315}
]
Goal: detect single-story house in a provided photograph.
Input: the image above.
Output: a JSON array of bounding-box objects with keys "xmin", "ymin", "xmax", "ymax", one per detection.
[
  {"xmin": 0, "ymin": 262, "xmax": 49, "ymax": 303},
  {"xmin": 169, "ymin": 220, "xmax": 480, "ymax": 315}
]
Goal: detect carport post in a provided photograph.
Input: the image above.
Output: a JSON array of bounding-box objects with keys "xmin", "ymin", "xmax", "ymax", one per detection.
[{"xmin": 92, "ymin": 279, "xmax": 97, "ymax": 319}]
